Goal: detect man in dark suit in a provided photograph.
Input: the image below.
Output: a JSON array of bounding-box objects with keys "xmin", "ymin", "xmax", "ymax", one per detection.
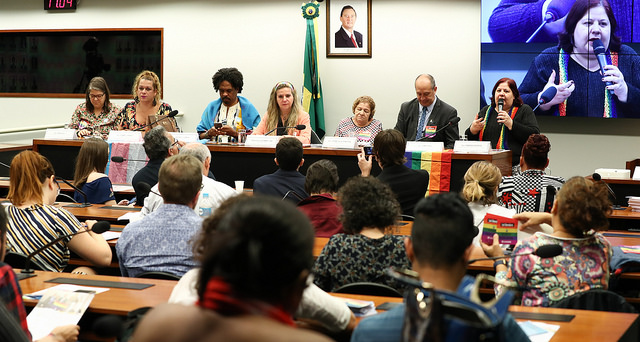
[
  {"xmin": 334, "ymin": 5, "xmax": 363, "ymax": 48},
  {"xmin": 253, "ymin": 137, "xmax": 309, "ymax": 203},
  {"xmin": 394, "ymin": 74, "xmax": 459, "ymax": 149},
  {"xmin": 357, "ymin": 129, "xmax": 429, "ymax": 218}
]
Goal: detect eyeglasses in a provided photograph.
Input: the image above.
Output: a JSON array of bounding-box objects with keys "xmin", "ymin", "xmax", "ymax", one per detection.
[
  {"xmin": 89, "ymin": 93, "xmax": 105, "ymax": 100},
  {"xmin": 171, "ymin": 139, "xmax": 180, "ymax": 148},
  {"xmin": 54, "ymin": 179, "xmax": 61, "ymax": 196}
]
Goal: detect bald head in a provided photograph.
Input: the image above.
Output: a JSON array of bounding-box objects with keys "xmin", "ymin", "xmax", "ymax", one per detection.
[
  {"xmin": 179, "ymin": 142, "xmax": 212, "ymax": 175},
  {"xmin": 415, "ymin": 74, "xmax": 437, "ymax": 107}
]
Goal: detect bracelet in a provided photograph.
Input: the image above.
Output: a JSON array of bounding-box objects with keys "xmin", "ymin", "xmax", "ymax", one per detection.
[{"xmin": 493, "ymin": 259, "xmax": 507, "ymax": 269}]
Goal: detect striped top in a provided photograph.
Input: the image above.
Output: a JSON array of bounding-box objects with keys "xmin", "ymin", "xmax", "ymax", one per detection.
[{"xmin": 5, "ymin": 204, "xmax": 83, "ymax": 272}]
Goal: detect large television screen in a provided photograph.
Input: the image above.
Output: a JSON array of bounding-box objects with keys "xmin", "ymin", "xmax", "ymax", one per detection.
[{"xmin": 480, "ymin": 0, "xmax": 640, "ymax": 118}]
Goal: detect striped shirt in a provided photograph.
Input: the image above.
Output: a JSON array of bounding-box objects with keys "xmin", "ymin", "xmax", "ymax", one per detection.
[{"xmin": 6, "ymin": 204, "xmax": 83, "ymax": 272}]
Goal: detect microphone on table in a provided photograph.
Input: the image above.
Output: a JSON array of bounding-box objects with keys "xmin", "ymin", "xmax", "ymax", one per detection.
[
  {"xmin": 135, "ymin": 182, "xmax": 161, "ymax": 198},
  {"xmin": 418, "ymin": 117, "xmax": 461, "ymax": 141},
  {"xmin": 264, "ymin": 124, "xmax": 306, "ymax": 136},
  {"xmin": 593, "ymin": 39, "xmax": 615, "ymax": 95},
  {"xmin": 0, "ymin": 161, "xmax": 10, "ymax": 169},
  {"xmin": 532, "ymin": 86, "xmax": 558, "ymax": 112},
  {"xmin": 467, "ymin": 244, "xmax": 562, "ymax": 264},
  {"xmin": 55, "ymin": 177, "xmax": 91, "ymax": 208},
  {"xmin": 592, "ymin": 172, "xmax": 619, "ymax": 208},
  {"xmin": 22, "ymin": 221, "xmax": 111, "ymax": 274},
  {"xmin": 110, "ymin": 156, "xmax": 148, "ymax": 163},
  {"xmin": 133, "ymin": 110, "xmax": 179, "ymax": 131}
]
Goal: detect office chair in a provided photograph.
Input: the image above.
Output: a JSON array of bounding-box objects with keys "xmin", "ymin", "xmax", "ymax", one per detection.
[
  {"xmin": 4, "ymin": 252, "xmax": 45, "ymax": 271},
  {"xmin": 136, "ymin": 271, "xmax": 181, "ymax": 281},
  {"xmin": 551, "ymin": 289, "xmax": 637, "ymax": 313}
]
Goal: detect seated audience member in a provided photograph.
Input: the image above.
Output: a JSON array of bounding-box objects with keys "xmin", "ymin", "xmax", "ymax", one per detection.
[
  {"xmin": 498, "ymin": 134, "xmax": 564, "ymax": 213},
  {"xmin": 351, "ymin": 193, "xmax": 528, "ymax": 341},
  {"xmin": 69, "ymin": 76, "xmax": 121, "ymax": 139},
  {"xmin": 197, "ymin": 67, "xmax": 261, "ymax": 142},
  {"xmin": 483, "ymin": 176, "xmax": 612, "ymax": 307},
  {"xmin": 358, "ymin": 129, "xmax": 429, "ymax": 218},
  {"xmin": 394, "ymin": 74, "xmax": 459, "ymax": 148},
  {"xmin": 140, "ymin": 142, "xmax": 236, "ymax": 217},
  {"xmin": 133, "ymin": 196, "xmax": 332, "ymax": 342},
  {"xmin": 297, "ymin": 159, "xmax": 344, "ymax": 237},
  {"xmin": 334, "ymin": 96, "xmax": 382, "ymax": 146},
  {"xmin": 117, "ymin": 155, "xmax": 203, "ymax": 278},
  {"xmin": 313, "ymin": 176, "xmax": 410, "ymax": 292},
  {"xmin": 5, "ymin": 151, "xmax": 111, "ymax": 273},
  {"xmin": 72, "ymin": 138, "xmax": 116, "ymax": 205},
  {"xmin": 131, "ymin": 125, "xmax": 181, "ymax": 206},
  {"xmin": 116, "ymin": 70, "xmax": 179, "ymax": 132},
  {"xmin": 253, "ymin": 137, "xmax": 309, "ymax": 203},
  {"xmin": 461, "ymin": 161, "xmax": 504, "ymax": 245},
  {"xmin": 168, "ymin": 195, "xmax": 356, "ymax": 335},
  {"xmin": 252, "ymin": 81, "xmax": 311, "ymax": 144},
  {"xmin": 0, "ymin": 208, "xmax": 80, "ymax": 342}
]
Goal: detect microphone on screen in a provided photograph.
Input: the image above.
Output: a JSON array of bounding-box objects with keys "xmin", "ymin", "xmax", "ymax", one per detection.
[
  {"xmin": 592, "ymin": 39, "xmax": 615, "ymax": 95},
  {"xmin": 467, "ymin": 244, "xmax": 562, "ymax": 264},
  {"xmin": 55, "ymin": 176, "xmax": 91, "ymax": 208},
  {"xmin": 264, "ymin": 124, "xmax": 306, "ymax": 136},
  {"xmin": 419, "ymin": 117, "xmax": 461, "ymax": 141},
  {"xmin": 22, "ymin": 221, "xmax": 111, "ymax": 274},
  {"xmin": 532, "ymin": 86, "xmax": 558, "ymax": 112},
  {"xmin": 133, "ymin": 110, "xmax": 179, "ymax": 131},
  {"xmin": 111, "ymin": 156, "xmax": 148, "ymax": 163}
]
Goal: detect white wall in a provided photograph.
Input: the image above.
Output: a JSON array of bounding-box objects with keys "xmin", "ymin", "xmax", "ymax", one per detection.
[{"xmin": 0, "ymin": 0, "xmax": 638, "ymax": 179}]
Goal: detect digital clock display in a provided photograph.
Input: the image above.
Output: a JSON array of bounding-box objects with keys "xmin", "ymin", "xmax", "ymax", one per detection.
[{"xmin": 44, "ymin": 0, "xmax": 77, "ymax": 10}]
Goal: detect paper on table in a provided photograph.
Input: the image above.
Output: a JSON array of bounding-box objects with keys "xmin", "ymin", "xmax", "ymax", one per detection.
[
  {"xmin": 518, "ymin": 321, "xmax": 560, "ymax": 342},
  {"xmin": 101, "ymin": 231, "xmax": 121, "ymax": 241},
  {"xmin": 118, "ymin": 212, "xmax": 140, "ymax": 221},
  {"xmin": 335, "ymin": 297, "xmax": 377, "ymax": 317},
  {"xmin": 25, "ymin": 284, "xmax": 110, "ymax": 298},
  {"xmin": 112, "ymin": 184, "xmax": 134, "ymax": 192},
  {"xmin": 26, "ymin": 288, "xmax": 97, "ymax": 340}
]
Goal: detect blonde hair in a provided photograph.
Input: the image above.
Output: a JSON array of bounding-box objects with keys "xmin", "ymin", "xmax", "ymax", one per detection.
[
  {"xmin": 461, "ymin": 161, "xmax": 502, "ymax": 205},
  {"xmin": 264, "ymin": 82, "xmax": 302, "ymax": 135},
  {"xmin": 132, "ymin": 70, "xmax": 162, "ymax": 105},
  {"xmin": 8, "ymin": 151, "xmax": 55, "ymax": 206}
]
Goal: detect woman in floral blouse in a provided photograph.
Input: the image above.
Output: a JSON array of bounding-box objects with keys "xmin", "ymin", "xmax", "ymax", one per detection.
[
  {"xmin": 117, "ymin": 70, "xmax": 178, "ymax": 132},
  {"xmin": 482, "ymin": 176, "xmax": 612, "ymax": 307},
  {"xmin": 69, "ymin": 77, "xmax": 121, "ymax": 139}
]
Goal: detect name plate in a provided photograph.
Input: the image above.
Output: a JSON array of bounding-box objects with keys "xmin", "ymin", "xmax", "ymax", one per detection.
[
  {"xmin": 108, "ymin": 130, "xmax": 144, "ymax": 143},
  {"xmin": 244, "ymin": 135, "xmax": 281, "ymax": 148},
  {"xmin": 322, "ymin": 136, "xmax": 358, "ymax": 149},
  {"xmin": 406, "ymin": 141, "xmax": 444, "ymax": 152},
  {"xmin": 453, "ymin": 140, "xmax": 492, "ymax": 154},
  {"xmin": 44, "ymin": 128, "xmax": 76, "ymax": 140},
  {"xmin": 169, "ymin": 132, "xmax": 199, "ymax": 143}
]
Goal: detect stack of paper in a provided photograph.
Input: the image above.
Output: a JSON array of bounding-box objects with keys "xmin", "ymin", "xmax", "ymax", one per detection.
[
  {"xmin": 336, "ymin": 297, "xmax": 377, "ymax": 317},
  {"xmin": 628, "ymin": 197, "xmax": 640, "ymax": 212}
]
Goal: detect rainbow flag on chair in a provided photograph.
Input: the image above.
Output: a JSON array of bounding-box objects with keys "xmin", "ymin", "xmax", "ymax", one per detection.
[{"xmin": 405, "ymin": 151, "xmax": 453, "ymax": 195}]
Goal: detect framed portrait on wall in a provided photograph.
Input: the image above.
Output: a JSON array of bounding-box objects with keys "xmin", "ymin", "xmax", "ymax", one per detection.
[{"xmin": 326, "ymin": 0, "xmax": 371, "ymax": 58}]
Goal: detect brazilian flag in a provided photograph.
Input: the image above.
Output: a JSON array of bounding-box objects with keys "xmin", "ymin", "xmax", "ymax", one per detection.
[{"xmin": 302, "ymin": 2, "xmax": 325, "ymax": 138}]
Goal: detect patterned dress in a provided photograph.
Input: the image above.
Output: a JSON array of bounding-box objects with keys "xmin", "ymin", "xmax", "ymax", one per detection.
[
  {"xmin": 69, "ymin": 102, "xmax": 121, "ymax": 139},
  {"xmin": 116, "ymin": 101, "xmax": 178, "ymax": 131},
  {"xmin": 312, "ymin": 233, "xmax": 411, "ymax": 292},
  {"xmin": 334, "ymin": 117, "xmax": 383, "ymax": 146},
  {"xmin": 495, "ymin": 232, "xmax": 611, "ymax": 307},
  {"xmin": 498, "ymin": 169, "xmax": 565, "ymax": 213}
]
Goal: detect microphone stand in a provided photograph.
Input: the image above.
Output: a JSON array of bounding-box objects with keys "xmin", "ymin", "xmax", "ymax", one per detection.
[{"xmin": 56, "ymin": 177, "xmax": 91, "ymax": 207}]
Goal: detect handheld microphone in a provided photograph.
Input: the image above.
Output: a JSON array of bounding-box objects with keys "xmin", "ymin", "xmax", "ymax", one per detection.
[
  {"xmin": 532, "ymin": 86, "xmax": 558, "ymax": 111},
  {"xmin": 55, "ymin": 177, "xmax": 91, "ymax": 208},
  {"xmin": 22, "ymin": 221, "xmax": 111, "ymax": 274},
  {"xmin": 467, "ymin": 244, "xmax": 562, "ymax": 264},
  {"xmin": 497, "ymin": 99, "xmax": 504, "ymax": 126},
  {"xmin": 525, "ymin": 0, "xmax": 574, "ymax": 43},
  {"xmin": 592, "ymin": 39, "xmax": 615, "ymax": 94},
  {"xmin": 419, "ymin": 117, "xmax": 461, "ymax": 140},
  {"xmin": 133, "ymin": 110, "xmax": 179, "ymax": 131},
  {"xmin": 110, "ymin": 156, "xmax": 148, "ymax": 163},
  {"xmin": 264, "ymin": 124, "xmax": 306, "ymax": 136}
]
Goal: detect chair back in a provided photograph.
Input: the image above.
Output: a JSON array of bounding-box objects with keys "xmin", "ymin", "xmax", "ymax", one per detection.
[
  {"xmin": 334, "ymin": 282, "xmax": 403, "ymax": 298},
  {"xmin": 551, "ymin": 289, "xmax": 637, "ymax": 313},
  {"xmin": 4, "ymin": 252, "xmax": 44, "ymax": 271},
  {"xmin": 136, "ymin": 271, "xmax": 181, "ymax": 281}
]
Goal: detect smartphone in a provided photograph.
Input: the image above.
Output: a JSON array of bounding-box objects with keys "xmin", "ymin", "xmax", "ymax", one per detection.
[
  {"xmin": 363, "ymin": 146, "xmax": 374, "ymax": 155},
  {"xmin": 214, "ymin": 122, "xmax": 223, "ymax": 129}
]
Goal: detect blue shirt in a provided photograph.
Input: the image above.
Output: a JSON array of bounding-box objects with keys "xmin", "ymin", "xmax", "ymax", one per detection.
[
  {"xmin": 116, "ymin": 204, "xmax": 202, "ymax": 277},
  {"xmin": 73, "ymin": 177, "xmax": 116, "ymax": 204}
]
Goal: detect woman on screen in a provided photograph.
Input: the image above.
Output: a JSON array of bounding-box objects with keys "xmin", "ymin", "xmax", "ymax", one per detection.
[
  {"xmin": 482, "ymin": 176, "xmax": 612, "ymax": 307},
  {"xmin": 72, "ymin": 138, "xmax": 116, "ymax": 205},
  {"xmin": 334, "ymin": 95, "xmax": 382, "ymax": 146},
  {"xmin": 465, "ymin": 77, "xmax": 540, "ymax": 169},
  {"xmin": 68, "ymin": 76, "xmax": 121, "ymax": 139},
  {"xmin": 5, "ymin": 151, "xmax": 112, "ymax": 273},
  {"xmin": 251, "ymin": 81, "xmax": 311, "ymax": 144},
  {"xmin": 116, "ymin": 70, "xmax": 179, "ymax": 131},
  {"xmin": 518, "ymin": 0, "xmax": 640, "ymax": 118}
]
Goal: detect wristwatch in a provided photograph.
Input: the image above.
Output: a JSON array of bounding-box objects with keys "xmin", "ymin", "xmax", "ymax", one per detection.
[{"xmin": 493, "ymin": 259, "xmax": 507, "ymax": 269}]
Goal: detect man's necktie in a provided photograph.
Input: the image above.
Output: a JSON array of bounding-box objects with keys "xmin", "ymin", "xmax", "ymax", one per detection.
[
  {"xmin": 416, "ymin": 107, "xmax": 427, "ymax": 140},
  {"xmin": 351, "ymin": 34, "xmax": 357, "ymax": 47}
]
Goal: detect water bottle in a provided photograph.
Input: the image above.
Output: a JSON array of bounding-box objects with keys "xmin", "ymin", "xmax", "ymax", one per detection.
[{"xmin": 198, "ymin": 193, "xmax": 213, "ymax": 217}]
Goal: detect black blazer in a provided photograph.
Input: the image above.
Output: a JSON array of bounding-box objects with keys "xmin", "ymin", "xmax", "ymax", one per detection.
[
  {"xmin": 253, "ymin": 169, "xmax": 309, "ymax": 204},
  {"xmin": 394, "ymin": 98, "xmax": 459, "ymax": 149},
  {"xmin": 335, "ymin": 28, "xmax": 363, "ymax": 48},
  {"xmin": 377, "ymin": 164, "xmax": 429, "ymax": 218}
]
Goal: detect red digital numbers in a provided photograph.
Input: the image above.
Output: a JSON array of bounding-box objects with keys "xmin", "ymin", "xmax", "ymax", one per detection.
[{"xmin": 45, "ymin": 0, "xmax": 76, "ymax": 10}]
